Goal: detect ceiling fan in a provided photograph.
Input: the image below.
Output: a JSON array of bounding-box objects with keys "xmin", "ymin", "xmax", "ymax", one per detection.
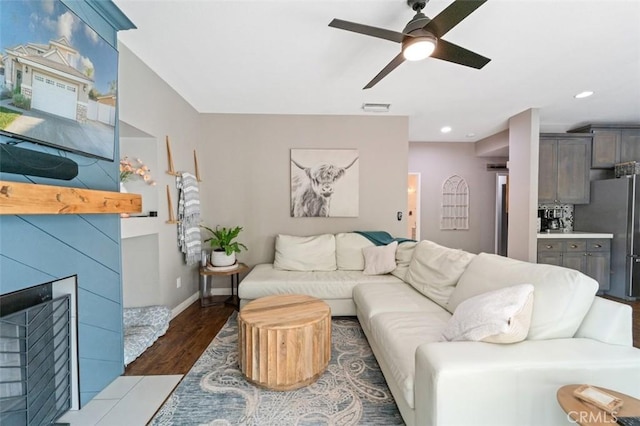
[{"xmin": 329, "ymin": 0, "xmax": 491, "ymax": 89}]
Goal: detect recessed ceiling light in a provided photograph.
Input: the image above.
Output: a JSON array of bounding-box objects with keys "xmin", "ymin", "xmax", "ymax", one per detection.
[
  {"xmin": 362, "ymin": 103, "xmax": 390, "ymax": 113},
  {"xmin": 465, "ymin": 133, "xmax": 476, "ymax": 138},
  {"xmin": 574, "ymin": 91, "xmax": 594, "ymax": 99},
  {"xmin": 441, "ymin": 126, "xmax": 452, "ymax": 133}
]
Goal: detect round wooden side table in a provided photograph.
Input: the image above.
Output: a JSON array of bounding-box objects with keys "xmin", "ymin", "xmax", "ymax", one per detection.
[
  {"xmin": 199, "ymin": 262, "xmax": 249, "ymax": 309},
  {"xmin": 557, "ymin": 384, "xmax": 640, "ymax": 426},
  {"xmin": 237, "ymin": 294, "xmax": 331, "ymax": 391}
]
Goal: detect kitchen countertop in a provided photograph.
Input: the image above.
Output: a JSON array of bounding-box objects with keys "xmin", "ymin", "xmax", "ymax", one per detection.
[{"xmin": 537, "ymin": 231, "xmax": 613, "ymax": 239}]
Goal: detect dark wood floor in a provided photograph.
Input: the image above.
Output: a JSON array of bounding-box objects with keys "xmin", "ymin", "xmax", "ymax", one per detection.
[
  {"xmin": 125, "ymin": 297, "xmax": 234, "ymax": 375},
  {"xmin": 125, "ymin": 297, "xmax": 640, "ymax": 376}
]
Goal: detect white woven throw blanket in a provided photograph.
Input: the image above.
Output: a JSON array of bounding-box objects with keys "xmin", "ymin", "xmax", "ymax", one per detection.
[{"xmin": 177, "ymin": 172, "xmax": 201, "ymax": 265}]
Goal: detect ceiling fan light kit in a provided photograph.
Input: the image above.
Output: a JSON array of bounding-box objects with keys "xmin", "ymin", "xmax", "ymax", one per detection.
[
  {"xmin": 329, "ymin": 0, "xmax": 490, "ymax": 89},
  {"xmin": 403, "ymin": 34, "xmax": 437, "ymax": 61}
]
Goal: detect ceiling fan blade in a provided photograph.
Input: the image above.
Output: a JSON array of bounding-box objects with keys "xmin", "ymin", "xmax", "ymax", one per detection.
[
  {"xmin": 363, "ymin": 52, "xmax": 406, "ymax": 90},
  {"xmin": 431, "ymin": 39, "xmax": 490, "ymax": 69},
  {"xmin": 424, "ymin": 0, "xmax": 488, "ymax": 38},
  {"xmin": 329, "ymin": 18, "xmax": 405, "ymax": 43}
]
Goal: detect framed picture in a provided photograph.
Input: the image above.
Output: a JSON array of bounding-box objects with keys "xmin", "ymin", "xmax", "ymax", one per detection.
[{"xmin": 290, "ymin": 149, "xmax": 359, "ymax": 217}]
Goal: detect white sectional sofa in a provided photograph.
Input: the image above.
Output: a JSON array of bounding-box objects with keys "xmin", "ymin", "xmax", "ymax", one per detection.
[
  {"xmin": 239, "ymin": 233, "xmax": 408, "ymax": 315},
  {"xmin": 238, "ymin": 233, "xmax": 640, "ymax": 426}
]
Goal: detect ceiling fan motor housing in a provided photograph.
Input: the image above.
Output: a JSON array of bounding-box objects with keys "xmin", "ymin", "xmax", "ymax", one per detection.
[{"xmin": 403, "ymin": 12, "xmax": 431, "ymax": 34}]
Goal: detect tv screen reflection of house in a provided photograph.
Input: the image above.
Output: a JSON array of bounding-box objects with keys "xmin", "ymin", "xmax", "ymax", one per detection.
[{"xmin": 0, "ymin": 0, "xmax": 118, "ymax": 161}]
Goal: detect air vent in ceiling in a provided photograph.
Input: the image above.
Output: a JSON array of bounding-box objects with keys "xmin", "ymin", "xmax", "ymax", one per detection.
[
  {"xmin": 486, "ymin": 163, "xmax": 508, "ymax": 171},
  {"xmin": 362, "ymin": 103, "xmax": 391, "ymax": 113}
]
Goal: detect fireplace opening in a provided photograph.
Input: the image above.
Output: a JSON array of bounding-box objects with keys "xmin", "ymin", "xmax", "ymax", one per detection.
[{"xmin": 0, "ymin": 276, "xmax": 79, "ymax": 425}]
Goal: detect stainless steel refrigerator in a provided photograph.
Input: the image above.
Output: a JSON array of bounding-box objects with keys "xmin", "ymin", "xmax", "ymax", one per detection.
[{"xmin": 574, "ymin": 175, "xmax": 640, "ymax": 299}]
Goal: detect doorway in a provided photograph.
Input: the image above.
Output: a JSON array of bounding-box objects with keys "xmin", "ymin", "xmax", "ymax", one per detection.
[
  {"xmin": 408, "ymin": 173, "xmax": 421, "ymax": 240},
  {"xmin": 495, "ymin": 173, "xmax": 508, "ymax": 256}
]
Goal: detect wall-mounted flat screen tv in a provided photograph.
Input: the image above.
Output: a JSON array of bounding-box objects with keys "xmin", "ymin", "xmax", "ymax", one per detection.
[{"xmin": 0, "ymin": 0, "xmax": 118, "ymax": 161}]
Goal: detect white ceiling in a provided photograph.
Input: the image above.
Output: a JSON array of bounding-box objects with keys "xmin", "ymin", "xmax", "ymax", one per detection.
[{"xmin": 113, "ymin": 0, "xmax": 640, "ymax": 142}]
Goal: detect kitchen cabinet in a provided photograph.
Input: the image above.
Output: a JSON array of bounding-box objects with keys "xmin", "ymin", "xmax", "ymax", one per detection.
[
  {"xmin": 536, "ymin": 239, "xmax": 563, "ymax": 266},
  {"xmin": 537, "ymin": 238, "xmax": 611, "ymax": 290},
  {"xmin": 569, "ymin": 125, "xmax": 640, "ymax": 168},
  {"xmin": 538, "ymin": 134, "xmax": 591, "ymax": 204},
  {"xmin": 621, "ymin": 128, "xmax": 640, "ymax": 163}
]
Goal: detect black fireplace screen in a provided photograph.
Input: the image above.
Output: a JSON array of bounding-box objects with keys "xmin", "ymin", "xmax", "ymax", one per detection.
[{"xmin": 0, "ymin": 295, "xmax": 71, "ymax": 425}]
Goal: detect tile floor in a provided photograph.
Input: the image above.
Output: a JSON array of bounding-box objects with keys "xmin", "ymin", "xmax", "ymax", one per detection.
[{"xmin": 57, "ymin": 375, "xmax": 182, "ymax": 425}]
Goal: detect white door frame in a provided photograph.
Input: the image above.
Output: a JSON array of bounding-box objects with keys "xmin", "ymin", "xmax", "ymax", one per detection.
[
  {"xmin": 495, "ymin": 173, "xmax": 509, "ymax": 255},
  {"xmin": 408, "ymin": 172, "xmax": 421, "ymax": 240}
]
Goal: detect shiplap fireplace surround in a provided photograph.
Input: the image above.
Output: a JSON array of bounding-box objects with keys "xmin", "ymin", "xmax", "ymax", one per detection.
[{"xmin": 0, "ymin": 180, "xmax": 141, "ymax": 419}]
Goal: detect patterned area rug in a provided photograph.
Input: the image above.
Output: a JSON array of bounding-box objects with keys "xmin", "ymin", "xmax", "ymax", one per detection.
[{"xmin": 151, "ymin": 312, "xmax": 404, "ymax": 425}]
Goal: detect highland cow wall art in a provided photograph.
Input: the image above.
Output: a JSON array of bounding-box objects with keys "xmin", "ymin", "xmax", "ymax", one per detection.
[{"xmin": 290, "ymin": 149, "xmax": 359, "ymax": 217}]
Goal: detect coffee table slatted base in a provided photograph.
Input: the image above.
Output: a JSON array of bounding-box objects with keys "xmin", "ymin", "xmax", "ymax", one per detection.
[{"xmin": 238, "ymin": 294, "xmax": 331, "ymax": 391}]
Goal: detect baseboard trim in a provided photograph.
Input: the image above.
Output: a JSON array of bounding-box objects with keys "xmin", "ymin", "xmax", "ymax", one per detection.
[
  {"xmin": 171, "ymin": 288, "xmax": 232, "ymax": 319},
  {"xmin": 171, "ymin": 292, "xmax": 199, "ymax": 319}
]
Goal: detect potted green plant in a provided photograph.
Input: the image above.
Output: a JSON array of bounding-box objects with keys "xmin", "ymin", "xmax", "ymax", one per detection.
[{"xmin": 201, "ymin": 225, "xmax": 248, "ymax": 266}]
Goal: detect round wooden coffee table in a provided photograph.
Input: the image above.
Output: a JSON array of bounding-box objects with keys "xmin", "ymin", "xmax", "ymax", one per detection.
[
  {"xmin": 238, "ymin": 294, "xmax": 331, "ymax": 391},
  {"xmin": 557, "ymin": 384, "xmax": 640, "ymax": 425}
]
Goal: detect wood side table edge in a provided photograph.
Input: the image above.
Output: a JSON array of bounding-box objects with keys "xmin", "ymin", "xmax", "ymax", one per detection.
[{"xmin": 557, "ymin": 384, "xmax": 640, "ymax": 426}]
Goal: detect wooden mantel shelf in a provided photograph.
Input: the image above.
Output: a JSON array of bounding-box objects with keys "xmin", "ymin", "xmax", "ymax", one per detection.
[{"xmin": 0, "ymin": 180, "xmax": 142, "ymax": 215}]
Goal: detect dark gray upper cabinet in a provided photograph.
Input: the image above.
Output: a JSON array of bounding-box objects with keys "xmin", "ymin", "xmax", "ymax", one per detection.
[
  {"xmin": 539, "ymin": 134, "xmax": 592, "ymax": 204},
  {"xmin": 621, "ymin": 129, "xmax": 640, "ymax": 163},
  {"xmin": 570, "ymin": 124, "xmax": 640, "ymax": 168},
  {"xmin": 591, "ymin": 129, "xmax": 620, "ymax": 168}
]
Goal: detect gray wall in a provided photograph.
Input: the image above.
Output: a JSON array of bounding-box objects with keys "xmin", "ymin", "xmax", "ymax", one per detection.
[
  {"xmin": 118, "ymin": 43, "xmax": 203, "ymax": 309},
  {"xmin": 408, "ymin": 142, "xmax": 508, "ymax": 254},
  {"xmin": 119, "ymin": 44, "xmax": 409, "ymax": 306},
  {"xmin": 198, "ymin": 114, "xmax": 409, "ymax": 266}
]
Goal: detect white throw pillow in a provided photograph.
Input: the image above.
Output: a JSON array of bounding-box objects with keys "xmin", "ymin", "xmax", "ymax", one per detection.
[
  {"xmin": 362, "ymin": 241, "xmax": 398, "ymax": 275},
  {"xmin": 390, "ymin": 241, "xmax": 418, "ymax": 281},
  {"xmin": 335, "ymin": 233, "xmax": 375, "ymax": 270},
  {"xmin": 441, "ymin": 284, "xmax": 535, "ymax": 343},
  {"xmin": 274, "ymin": 234, "xmax": 337, "ymax": 271},
  {"xmin": 406, "ymin": 240, "xmax": 475, "ymax": 308}
]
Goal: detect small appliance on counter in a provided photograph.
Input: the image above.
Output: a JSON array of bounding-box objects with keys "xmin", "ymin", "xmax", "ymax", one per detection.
[
  {"xmin": 615, "ymin": 161, "xmax": 640, "ymax": 178},
  {"xmin": 538, "ymin": 207, "xmax": 565, "ymax": 232}
]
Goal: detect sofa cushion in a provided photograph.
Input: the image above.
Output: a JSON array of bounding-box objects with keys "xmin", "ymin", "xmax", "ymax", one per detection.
[
  {"xmin": 363, "ymin": 241, "xmax": 398, "ymax": 275},
  {"xmin": 448, "ymin": 253, "xmax": 599, "ymax": 340},
  {"xmin": 335, "ymin": 233, "xmax": 374, "ymax": 270},
  {"xmin": 368, "ymin": 311, "xmax": 451, "ymax": 410},
  {"xmin": 405, "ymin": 240, "xmax": 475, "ymax": 308},
  {"xmin": 441, "ymin": 284, "xmax": 534, "ymax": 343},
  {"xmin": 390, "ymin": 241, "xmax": 418, "ymax": 281},
  {"xmin": 274, "ymin": 234, "xmax": 337, "ymax": 271},
  {"xmin": 354, "ymin": 282, "xmax": 446, "ymax": 331},
  {"xmin": 239, "ymin": 264, "xmax": 403, "ymax": 301}
]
